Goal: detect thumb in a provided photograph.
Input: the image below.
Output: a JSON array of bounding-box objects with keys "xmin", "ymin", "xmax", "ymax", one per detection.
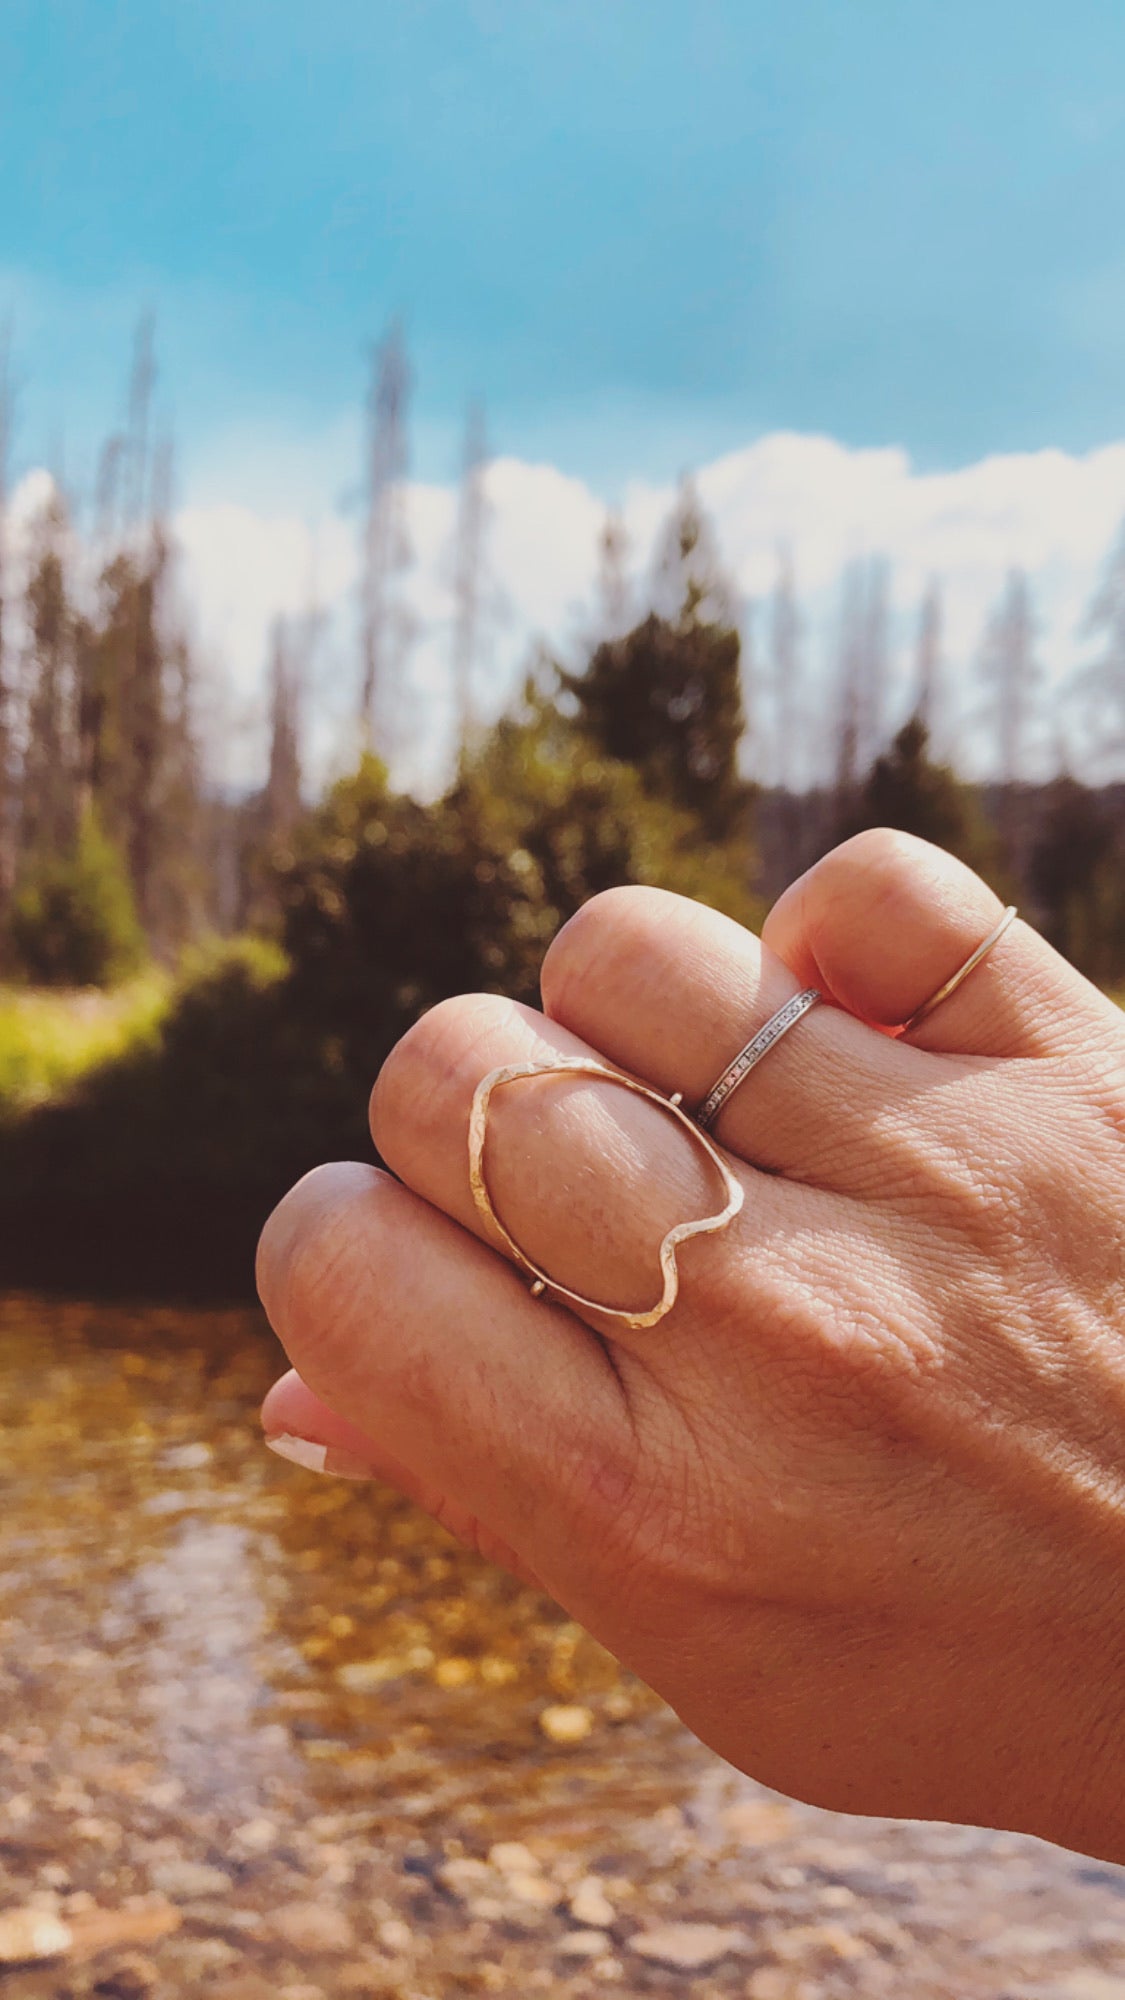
[{"xmin": 261, "ymin": 1367, "xmax": 546, "ymax": 1588}]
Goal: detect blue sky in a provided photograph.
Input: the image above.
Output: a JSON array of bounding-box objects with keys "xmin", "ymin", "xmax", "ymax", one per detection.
[{"xmin": 5, "ymin": 0, "xmax": 1125, "ymax": 503}]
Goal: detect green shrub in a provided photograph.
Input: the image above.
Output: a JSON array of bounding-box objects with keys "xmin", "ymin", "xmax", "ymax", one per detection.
[{"xmin": 8, "ymin": 812, "xmax": 146, "ymax": 988}]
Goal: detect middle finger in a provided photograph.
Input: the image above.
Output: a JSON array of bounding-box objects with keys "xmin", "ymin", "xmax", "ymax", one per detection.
[{"xmin": 369, "ymin": 992, "xmax": 847, "ymax": 1353}]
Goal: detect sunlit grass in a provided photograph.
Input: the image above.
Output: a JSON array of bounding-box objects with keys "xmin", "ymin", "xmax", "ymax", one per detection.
[{"xmin": 0, "ymin": 973, "xmax": 170, "ymax": 1114}]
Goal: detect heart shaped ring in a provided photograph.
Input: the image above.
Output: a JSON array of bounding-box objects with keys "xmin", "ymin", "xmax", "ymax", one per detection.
[{"xmin": 468, "ymin": 1057, "xmax": 744, "ymax": 1330}]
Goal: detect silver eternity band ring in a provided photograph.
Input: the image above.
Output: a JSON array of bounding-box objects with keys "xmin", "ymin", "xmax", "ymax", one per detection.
[{"xmin": 694, "ymin": 988, "xmax": 823, "ymax": 1133}]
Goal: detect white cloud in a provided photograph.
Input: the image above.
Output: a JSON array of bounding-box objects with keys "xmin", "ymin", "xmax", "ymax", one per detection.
[{"xmin": 15, "ymin": 428, "xmax": 1125, "ymax": 792}]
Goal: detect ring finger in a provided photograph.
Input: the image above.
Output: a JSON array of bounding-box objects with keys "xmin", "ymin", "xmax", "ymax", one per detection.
[
  {"xmin": 762, "ymin": 829, "xmax": 1122, "ymax": 1059},
  {"xmin": 538, "ymin": 884, "xmax": 929, "ymax": 1190}
]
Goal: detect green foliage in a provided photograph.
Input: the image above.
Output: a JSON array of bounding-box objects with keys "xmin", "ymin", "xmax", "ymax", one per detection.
[
  {"xmin": 8, "ymin": 812, "xmax": 147, "ymax": 988},
  {"xmin": 277, "ymin": 754, "xmax": 547, "ymax": 1088},
  {"xmin": 463, "ymin": 693, "xmax": 762, "ymax": 935},
  {"xmin": 837, "ymin": 716, "xmax": 1000, "ymax": 881},
  {"xmin": 557, "ymin": 613, "xmax": 753, "ymax": 841},
  {"xmin": 0, "ymin": 974, "xmax": 168, "ymax": 1116},
  {"xmin": 1028, "ymin": 777, "xmax": 1125, "ymax": 982}
]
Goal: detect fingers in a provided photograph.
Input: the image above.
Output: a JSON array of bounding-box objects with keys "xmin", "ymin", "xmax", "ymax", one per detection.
[
  {"xmin": 539, "ymin": 884, "xmax": 921, "ymax": 1186},
  {"xmin": 763, "ymin": 829, "xmax": 1122, "ymax": 1059},
  {"xmin": 367, "ymin": 992, "xmax": 810, "ymax": 1347},
  {"xmin": 255, "ymin": 1160, "xmax": 637, "ymax": 1605}
]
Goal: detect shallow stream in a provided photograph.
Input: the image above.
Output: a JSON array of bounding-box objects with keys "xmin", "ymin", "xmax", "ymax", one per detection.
[{"xmin": 1, "ymin": 1294, "xmax": 1124, "ymax": 1999}]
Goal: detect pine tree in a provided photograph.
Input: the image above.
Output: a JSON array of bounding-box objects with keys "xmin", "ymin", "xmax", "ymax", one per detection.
[
  {"xmin": 359, "ymin": 321, "xmax": 414, "ymax": 757},
  {"xmin": 913, "ymin": 577, "xmax": 946, "ymax": 754},
  {"xmin": 450, "ymin": 400, "xmax": 490, "ymax": 759},
  {"xmin": 768, "ymin": 545, "xmax": 802, "ymax": 791},
  {"xmin": 839, "ymin": 715, "xmax": 997, "ymax": 877},
  {"xmin": 558, "ymin": 487, "xmax": 750, "ymax": 840},
  {"xmin": 1028, "ymin": 773, "xmax": 1120, "ymax": 979}
]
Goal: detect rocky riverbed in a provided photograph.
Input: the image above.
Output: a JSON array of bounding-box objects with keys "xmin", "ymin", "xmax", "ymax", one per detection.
[{"xmin": 1, "ymin": 1293, "xmax": 1124, "ymax": 1999}]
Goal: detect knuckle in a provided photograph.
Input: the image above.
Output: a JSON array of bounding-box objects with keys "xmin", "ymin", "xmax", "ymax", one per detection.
[
  {"xmin": 256, "ymin": 1160, "xmax": 384, "ymax": 1368},
  {"xmin": 909, "ymin": 1136, "xmax": 1022, "ymax": 1251},
  {"xmin": 540, "ymin": 884, "xmax": 680, "ymax": 1017},
  {"xmin": 369, "ymin": 990, "xmax": 524, "ymax": 1150},
  {"xmin": 838, "ymin": 825, "xmax": 927, "ymax": 877}
]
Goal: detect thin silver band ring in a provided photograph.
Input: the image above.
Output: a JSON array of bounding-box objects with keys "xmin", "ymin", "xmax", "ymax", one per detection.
[{"xmin": 695, "ymin": 988, "xmax": 823, "ymax": 1132}]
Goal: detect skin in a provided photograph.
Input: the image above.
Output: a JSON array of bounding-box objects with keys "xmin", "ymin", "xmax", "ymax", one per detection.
[{"xmin": 256, "ymin": 829, "xmax": 1125, "ymax": 1861}]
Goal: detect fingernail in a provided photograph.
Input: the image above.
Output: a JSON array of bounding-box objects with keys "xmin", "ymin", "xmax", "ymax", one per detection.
[{"xmin": 264, "ymin": 1433, "xmax": 374, "ymax": 1481}]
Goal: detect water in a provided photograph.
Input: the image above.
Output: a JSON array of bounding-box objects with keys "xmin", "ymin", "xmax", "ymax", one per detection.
[{"xmin": 1, "ymin": 1293, "xmax": 1123, "ymax": 1998}]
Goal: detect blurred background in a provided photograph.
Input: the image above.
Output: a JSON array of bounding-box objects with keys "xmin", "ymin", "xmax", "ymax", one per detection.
[{"xmin": 4, "ymin": 6, "xmax": 1125, "ymax": 1996}]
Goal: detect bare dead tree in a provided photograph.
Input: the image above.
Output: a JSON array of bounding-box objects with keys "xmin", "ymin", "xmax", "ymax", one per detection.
[
  {"xmin": 0, "ymin": 325, "xmax": 14, "ymax": 906},
  {"xmin": 1078, "ymin": 516, "xmax": 1125, "ymax": 767},
  {"xmin": 358, "ymin": 321, "xmax": 414, "ymax": 754},
  {"xmin": 595, "ymin": 508, "xmax": 631, "ymax": 640},
  {"xmin": 264, "ymin": 616, "xmax": 303, "ymax": 841},
  {"xmin": 450, "ymin": 399, "xmax": 490, "ymax": 758},
  {"xmin": 979, "ymin": 566, "xmax": 1044, "ymax": 859},
  {"xmin": 125, "ymin": 311, "xmax": 157, "ymax": 533},
  {"xmin": 979, "ymin": 567, "xmax": 1042, "ymax": 786},
  {"xmin": 653, "ymin": 476, "xmax": 738, "ymax": 630},
  {"xmin": 94, "ymin": 434, "xmax": 126, "ymax": 553},
  {"xmin": 833, "ymin": 554, "xmax": 893, "ymax": 797},
  {"xmin": 858, "ymin": 554, "xmax": 890, "ymax": 770},
  {"xmin": 769, "ymin": 544, "xmax": 802, "ymax": 792},
  {"xmin": 833, "ymin": 560, "xmax": 865, "ymax": 797}
]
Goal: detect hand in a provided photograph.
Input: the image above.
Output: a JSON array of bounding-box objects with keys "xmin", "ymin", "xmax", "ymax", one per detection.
[{"xmin": 256, "ymin": 830, "xmax": 1125, "ymax": 1861}]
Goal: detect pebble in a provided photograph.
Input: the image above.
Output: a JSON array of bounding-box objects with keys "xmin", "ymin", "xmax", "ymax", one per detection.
[
  {"xmin": 557, "ymin": 1930, "xmax": 613, "ymax": 1960},
  {"xmin": 149, "ymin": 1859, "xmax": 232, "ymax": 1900},
  {"xmin": 505, "ymin": 1871, "xmax": 561, "ymax": 1908},
  {"xmin": 377, "ymin": 1917, "xmax": 414, "ymax": 1953},
  {"xmin": 161, "ymin": 1442, "xmax": 213, "ymax": 1470},
  {"xmin": 433, "ymin": 1655, "xmax": 475, "ymax": 1687},
  {"xmin": 438, "ymin": 1856, "xmax": 494, "ymax": 1897},
  {"xmin": 467, "ymin": 1896, "xmax": 507, "ymax": 1922},
  {"xmin": 628, "ymin": 1922, "xmax": 757, "ymax": 1971},
  {"xmin": 232, "ymin": 1815, "xmax": 280, "ymax": 1855},
  {"xmin": 570, "ymin": 1876, "xmax": 617, "ymax": 1928},
  {"xmin": 0, "ymin": 1907, "xmax": 73, "ymax": 1963},
  {"xmin": 721, "ymin": 1800, "xmax": 794, "ymax": 1845},
  {"xmin": 489, "ymin": 1840, "xmax": 540, "ymax": 1874},
  {"xmin": 538, "ymin": 1703, "xmax": 594, "ymax": 1744},
  {"xmin": 269, "ymin": 1902, "xmax": 357, "ymax": 1953}
]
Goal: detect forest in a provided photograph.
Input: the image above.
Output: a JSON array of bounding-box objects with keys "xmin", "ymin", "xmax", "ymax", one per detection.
[{"xmin": 2, "ymin": 319, "xmax": 1125, "ymax": 1294}]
